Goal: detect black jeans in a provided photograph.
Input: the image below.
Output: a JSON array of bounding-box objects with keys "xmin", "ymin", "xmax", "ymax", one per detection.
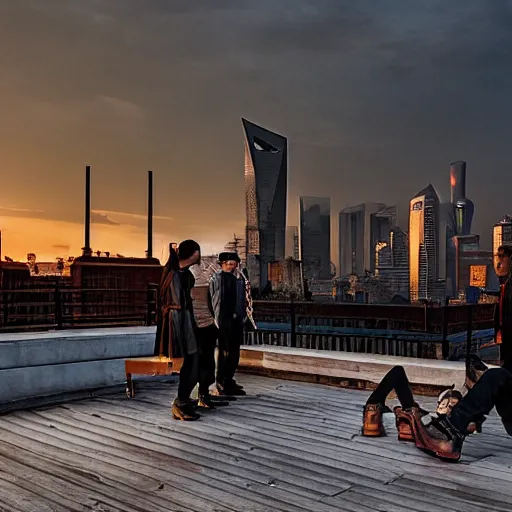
[
  {"xmin": 450, "ymin": 367, "xmax": 512, "ymax": 435},
  {"xmin": 217, "ymin": 320, "xmax": 244, "ymax": 386},
  {"xmin": 177, "ymin": 352, "xmax": 199, "ymax": 402},
  {"xmin": 367, "ymin": 366, "xmax": 415, "ymax": 409},
  {"xmin": 196, "ymin": 324, "xmax": 218, "ymax": 396}
]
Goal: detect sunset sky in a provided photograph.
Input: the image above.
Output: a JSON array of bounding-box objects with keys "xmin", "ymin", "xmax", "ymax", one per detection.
[{"xmin": 1, "ymin": 1, "xmax": 511, "ymax": 262}]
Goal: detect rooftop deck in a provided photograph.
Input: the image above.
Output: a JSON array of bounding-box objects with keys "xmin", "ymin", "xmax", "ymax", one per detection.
[{"xmin": 0, "ymin": 375, "xmax": 511, "ymax": 512}]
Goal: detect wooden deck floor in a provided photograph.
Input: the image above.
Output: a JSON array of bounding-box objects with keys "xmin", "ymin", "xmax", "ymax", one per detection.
[{"xmin": 0, "ymin": 375, "xmax": 511, "ymax": 512}]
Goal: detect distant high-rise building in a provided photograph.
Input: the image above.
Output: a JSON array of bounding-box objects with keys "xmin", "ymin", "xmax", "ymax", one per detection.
[
  {"xmin": 409, "ymin": 184, "xmax": 440, "ymax": 302},
  {"xmin": 450, "ymin": 161, "xmax": 474, "ymax": 236},
  {"xmin": 338, "ymin": 203, "xmax": 397, "ymax": 276},
  {"xmin": 493, "ymin": 215, "xmax": 512, "ymax": 270},
  {"xmin": 375, "ymin": 227, "xmax": 409, "ymax": 300},
  {"xmin": 242, "ymin": 118, "xmax": 287, "ymax": 292},
  {"xmin": 299, "ymin": 197, "xmax": 331, "ymax": 280},
  {"xmin": 286, "ymin": 226, "xmax": 300, "ymax": 260}
]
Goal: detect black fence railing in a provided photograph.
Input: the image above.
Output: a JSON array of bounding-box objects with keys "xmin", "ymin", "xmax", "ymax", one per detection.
[
  {"xmin": 244, "ymin": 300, "xmax": 497, "ymax": 361},
  {"xmin": 0, "ymin": 283, "xmax": 159, "ymax": 332}
]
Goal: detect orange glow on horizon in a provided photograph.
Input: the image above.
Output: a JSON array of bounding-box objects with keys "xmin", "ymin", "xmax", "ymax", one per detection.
[{"xmin": 0, "ymin": 216, "xmax": 230, "ymax": 263}]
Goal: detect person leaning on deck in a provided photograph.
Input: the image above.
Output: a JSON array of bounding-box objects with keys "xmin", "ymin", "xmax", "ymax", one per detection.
[
  {"xmin": 361, "ymin": 360, "xmax": 512, "ymax": 461},
  {"xmin": 154, "ymin": 240, "xmax": 202, "ymax": 421}
]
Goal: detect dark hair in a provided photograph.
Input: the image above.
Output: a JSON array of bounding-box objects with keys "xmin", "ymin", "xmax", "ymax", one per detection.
[
  {"xmin": 497, "ymin": 245, "xmax": 512, "ymax": 257},
  {"xmin": 178, "ymin": 239, "xmax": 200, "ymax": 261},
  {"xmin": 450, "ymin": 390, "xmax": 463, "ymax": 401}
]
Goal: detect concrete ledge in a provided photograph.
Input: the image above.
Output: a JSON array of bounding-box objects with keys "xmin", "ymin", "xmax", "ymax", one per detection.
[
  {"xmin": 0, "ymin": 326, "xmax": 156, "ymax": 369},
  {"xmin": 239, "ymin": 346, "xmax": 469, "ymax": 395}
]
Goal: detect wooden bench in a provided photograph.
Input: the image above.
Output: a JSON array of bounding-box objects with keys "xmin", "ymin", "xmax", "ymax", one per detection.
[{"xmin": 124, "ymin": 356, "xmax": 183, "ymax": 398}]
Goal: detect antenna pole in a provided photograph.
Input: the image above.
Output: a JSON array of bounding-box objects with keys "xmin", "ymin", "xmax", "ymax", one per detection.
[
  {"xmin": 82, "ymin": 165, "xmax": 92, "ymax": 256},
  {"xmin": 147, "ymin": 170, "xmax": 153, "ymax": 258}
]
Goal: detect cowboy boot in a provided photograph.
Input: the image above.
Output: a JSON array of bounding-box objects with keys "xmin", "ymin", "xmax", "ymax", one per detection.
[
  {"xmin": 401, "ymin": 407, "xmax": 464, "ymax": 462},
  {"xmin": 394, "ymin": 406, "xmax": 415, "ymax": 442},
  {"xmin": 362, "ymin": 404, "xmax": 386, "ymax": 437}
]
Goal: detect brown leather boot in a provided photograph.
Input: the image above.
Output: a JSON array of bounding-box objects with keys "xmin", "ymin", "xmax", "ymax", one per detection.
[
  {"xmin": 362, "ymin": 404, "xmax": 386, "ymax": 437},
  {"xmin": 401, "ymin": 407, "xmax": 464, "ymax": 462},
  {"xmin": 394, "ymin": 406, "xmax": 415, "ymax": 442}
]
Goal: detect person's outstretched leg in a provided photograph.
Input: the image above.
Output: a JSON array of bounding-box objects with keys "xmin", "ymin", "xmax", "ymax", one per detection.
[
  {"xmin": 363, "ymin": 366, "xmax": 415, "ymax": 438},
  {"xmin": 366, "ymin": 366, "xmax": 414, "ymax": 409}
]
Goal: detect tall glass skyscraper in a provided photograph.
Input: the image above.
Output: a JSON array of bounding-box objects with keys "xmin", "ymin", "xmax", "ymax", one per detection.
[
  {"xmin": 242, "ymin": 118, "xmax": 287, "ymax": 292},
  {"xmin": 409, "ymin": 184, "xmax": 440, "ymax": 302},
  {"xmin": 338, "ymin": 203, "xmax": 396, "ymax": 276},
  {"xmin": 299, "ymin": 197, "xmax": 331, "ymax": 280}
]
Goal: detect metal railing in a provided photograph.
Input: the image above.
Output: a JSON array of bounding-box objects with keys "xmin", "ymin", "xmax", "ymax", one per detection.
[
  {"xmin": 0, "ymin": 283, "xmax": 159, "ymax": 332},
  {"xmin": 244, "ymin": 300, "xmax": 496, "ymax": 361}
]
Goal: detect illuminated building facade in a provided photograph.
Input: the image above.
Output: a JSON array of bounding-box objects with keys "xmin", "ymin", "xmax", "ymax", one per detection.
[
  {"xmin": 453, "ymin": 235, "xmax": 495, "ymax": 295},
  {"xmin": 242, "ymin": 118, "xmax": 287, "ymax": 292},
  {"xmin": 409, "ymin": 184, "xmax": 440, "ymax": 302},
  {"xmin": 338, "ymin": 203, "xmax": 396, "ymax": 276},
  {"xmin": 493, "ymin": 215, "xmax": 512, "ymax": 270},
  {"xmin": 375, "ymin": 227, "xmax": 409, "ymax": 300},
  {"xmin": 299, "ymin": 197, "xmax": 331, "ymax": 280}
]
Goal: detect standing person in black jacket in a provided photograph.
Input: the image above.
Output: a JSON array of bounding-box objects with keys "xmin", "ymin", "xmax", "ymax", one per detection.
[
  {"xmin": 154, "ymin": 240, "xmax": 202, "ymax": 421},
  {"xmin": 209, "ymin": 252, "xmax": 248, "ymax": 396}
]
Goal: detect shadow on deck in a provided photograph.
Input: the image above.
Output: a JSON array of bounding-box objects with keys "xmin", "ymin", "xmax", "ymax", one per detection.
[{"xmin": 0, "ymin": 375, "xmax": 511, "ymax": 512}]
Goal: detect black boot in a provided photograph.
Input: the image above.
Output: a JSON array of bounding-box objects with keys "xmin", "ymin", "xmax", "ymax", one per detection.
[
  {"xmin": 171, "ymin": 398, "xmax": 200, "ymax": 421},
  {"xmin": 222, "ymin": 380, "xmax": 247, "ymax": 396},
  {"xmin": 198, "ymin": 393, "xmax": 230, "ymax": 409}
]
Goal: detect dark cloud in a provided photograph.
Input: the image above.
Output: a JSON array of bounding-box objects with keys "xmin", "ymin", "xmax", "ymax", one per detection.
[{"xmin": 0, "ymin": 0, "xmax": 511, "ymax": 258}]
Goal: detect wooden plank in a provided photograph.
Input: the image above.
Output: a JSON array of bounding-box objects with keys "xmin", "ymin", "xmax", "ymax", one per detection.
[{"xmin": 0, "ymin": 414, "xmax": 342, "ymax": 512}]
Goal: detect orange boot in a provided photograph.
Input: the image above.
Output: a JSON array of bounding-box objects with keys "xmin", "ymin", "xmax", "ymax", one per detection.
[
  {"xmin": 394, "ymin": 406, "xmax": 415, "ymax": 441},
  {"xmin": 362, "ymin": 404, "xmax": 386, "ymax": 437}
]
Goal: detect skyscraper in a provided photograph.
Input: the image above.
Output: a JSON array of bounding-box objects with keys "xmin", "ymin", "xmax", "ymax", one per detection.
[
  {"xmin": 286, "ymin": 226, "xmax": 300, "ymax": 260},
  {"xmin": 338, "ymin": 203, "xmax": 396, "ymax": 276},
  {"xmin": 449, "ymin": 161, "xmax": 474, "ymax": 236},
  {"xmin": 242, "ymin": 118, "xmax": 287, "ymax": 292},
  {"xmin": 299, "ymin": 197, "xmax": 331, "ymax": 280},
  {"xmin": 375, "ymin": 227, "xmax": 409, "ymax": 300},
  {"xmin": 493, "ymin": 215, "xmax": 512, "ymax": 269},
  {"xmin": 409, "ymin": 184, "xmax": 440, "ymax": 302}
]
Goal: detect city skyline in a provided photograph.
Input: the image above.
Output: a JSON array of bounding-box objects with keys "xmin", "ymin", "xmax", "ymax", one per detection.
[{"xmin": 1, "ymin": 2, "xmax": 512, "ymax": 262}]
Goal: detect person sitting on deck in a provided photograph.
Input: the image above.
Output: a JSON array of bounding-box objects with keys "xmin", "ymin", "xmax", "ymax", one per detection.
[
  {"xmin": 363, "ymin": 355, "xmax": 489, "ymax": 439},
  {"xmin": 363, "ymin": 359, "xmax": 512, "ymax": 461}
]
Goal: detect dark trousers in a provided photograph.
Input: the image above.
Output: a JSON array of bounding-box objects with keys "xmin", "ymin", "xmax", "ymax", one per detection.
[
  {"xmin": 177, "ymin": 352, "xmax": 199, "ymax": 402},
  {"xmin": 196, "ymin": 324, "xmax": 218, "ymax": 396},
  {"xmin": 500, "ymin": 337, "xmax": 512, "ymax": 373},
  {"xmin": 367, "ymin": 366, "xmax": 415, "ymax": 409},
  {"xmin": 217, "ymin": 320, "xmax": 244, "ymax": 385},
  {"xmin": 450, "ymin": 367, "xmax": 512, "ymax": 435}
]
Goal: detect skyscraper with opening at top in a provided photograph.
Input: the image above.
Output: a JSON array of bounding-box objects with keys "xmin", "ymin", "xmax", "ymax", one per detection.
[{"xmin": 242, "ymin": 118, "xmax": 287, "ymax": 292}]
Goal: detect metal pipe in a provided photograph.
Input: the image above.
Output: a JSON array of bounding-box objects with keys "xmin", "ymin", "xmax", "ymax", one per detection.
[
  {"xmin": 83, "ymin": 165, "xmax": 91, "ymax": 256},
  {"xmin": 147, "ymin": 170, "xmax": 153, "ymax": 258}
]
